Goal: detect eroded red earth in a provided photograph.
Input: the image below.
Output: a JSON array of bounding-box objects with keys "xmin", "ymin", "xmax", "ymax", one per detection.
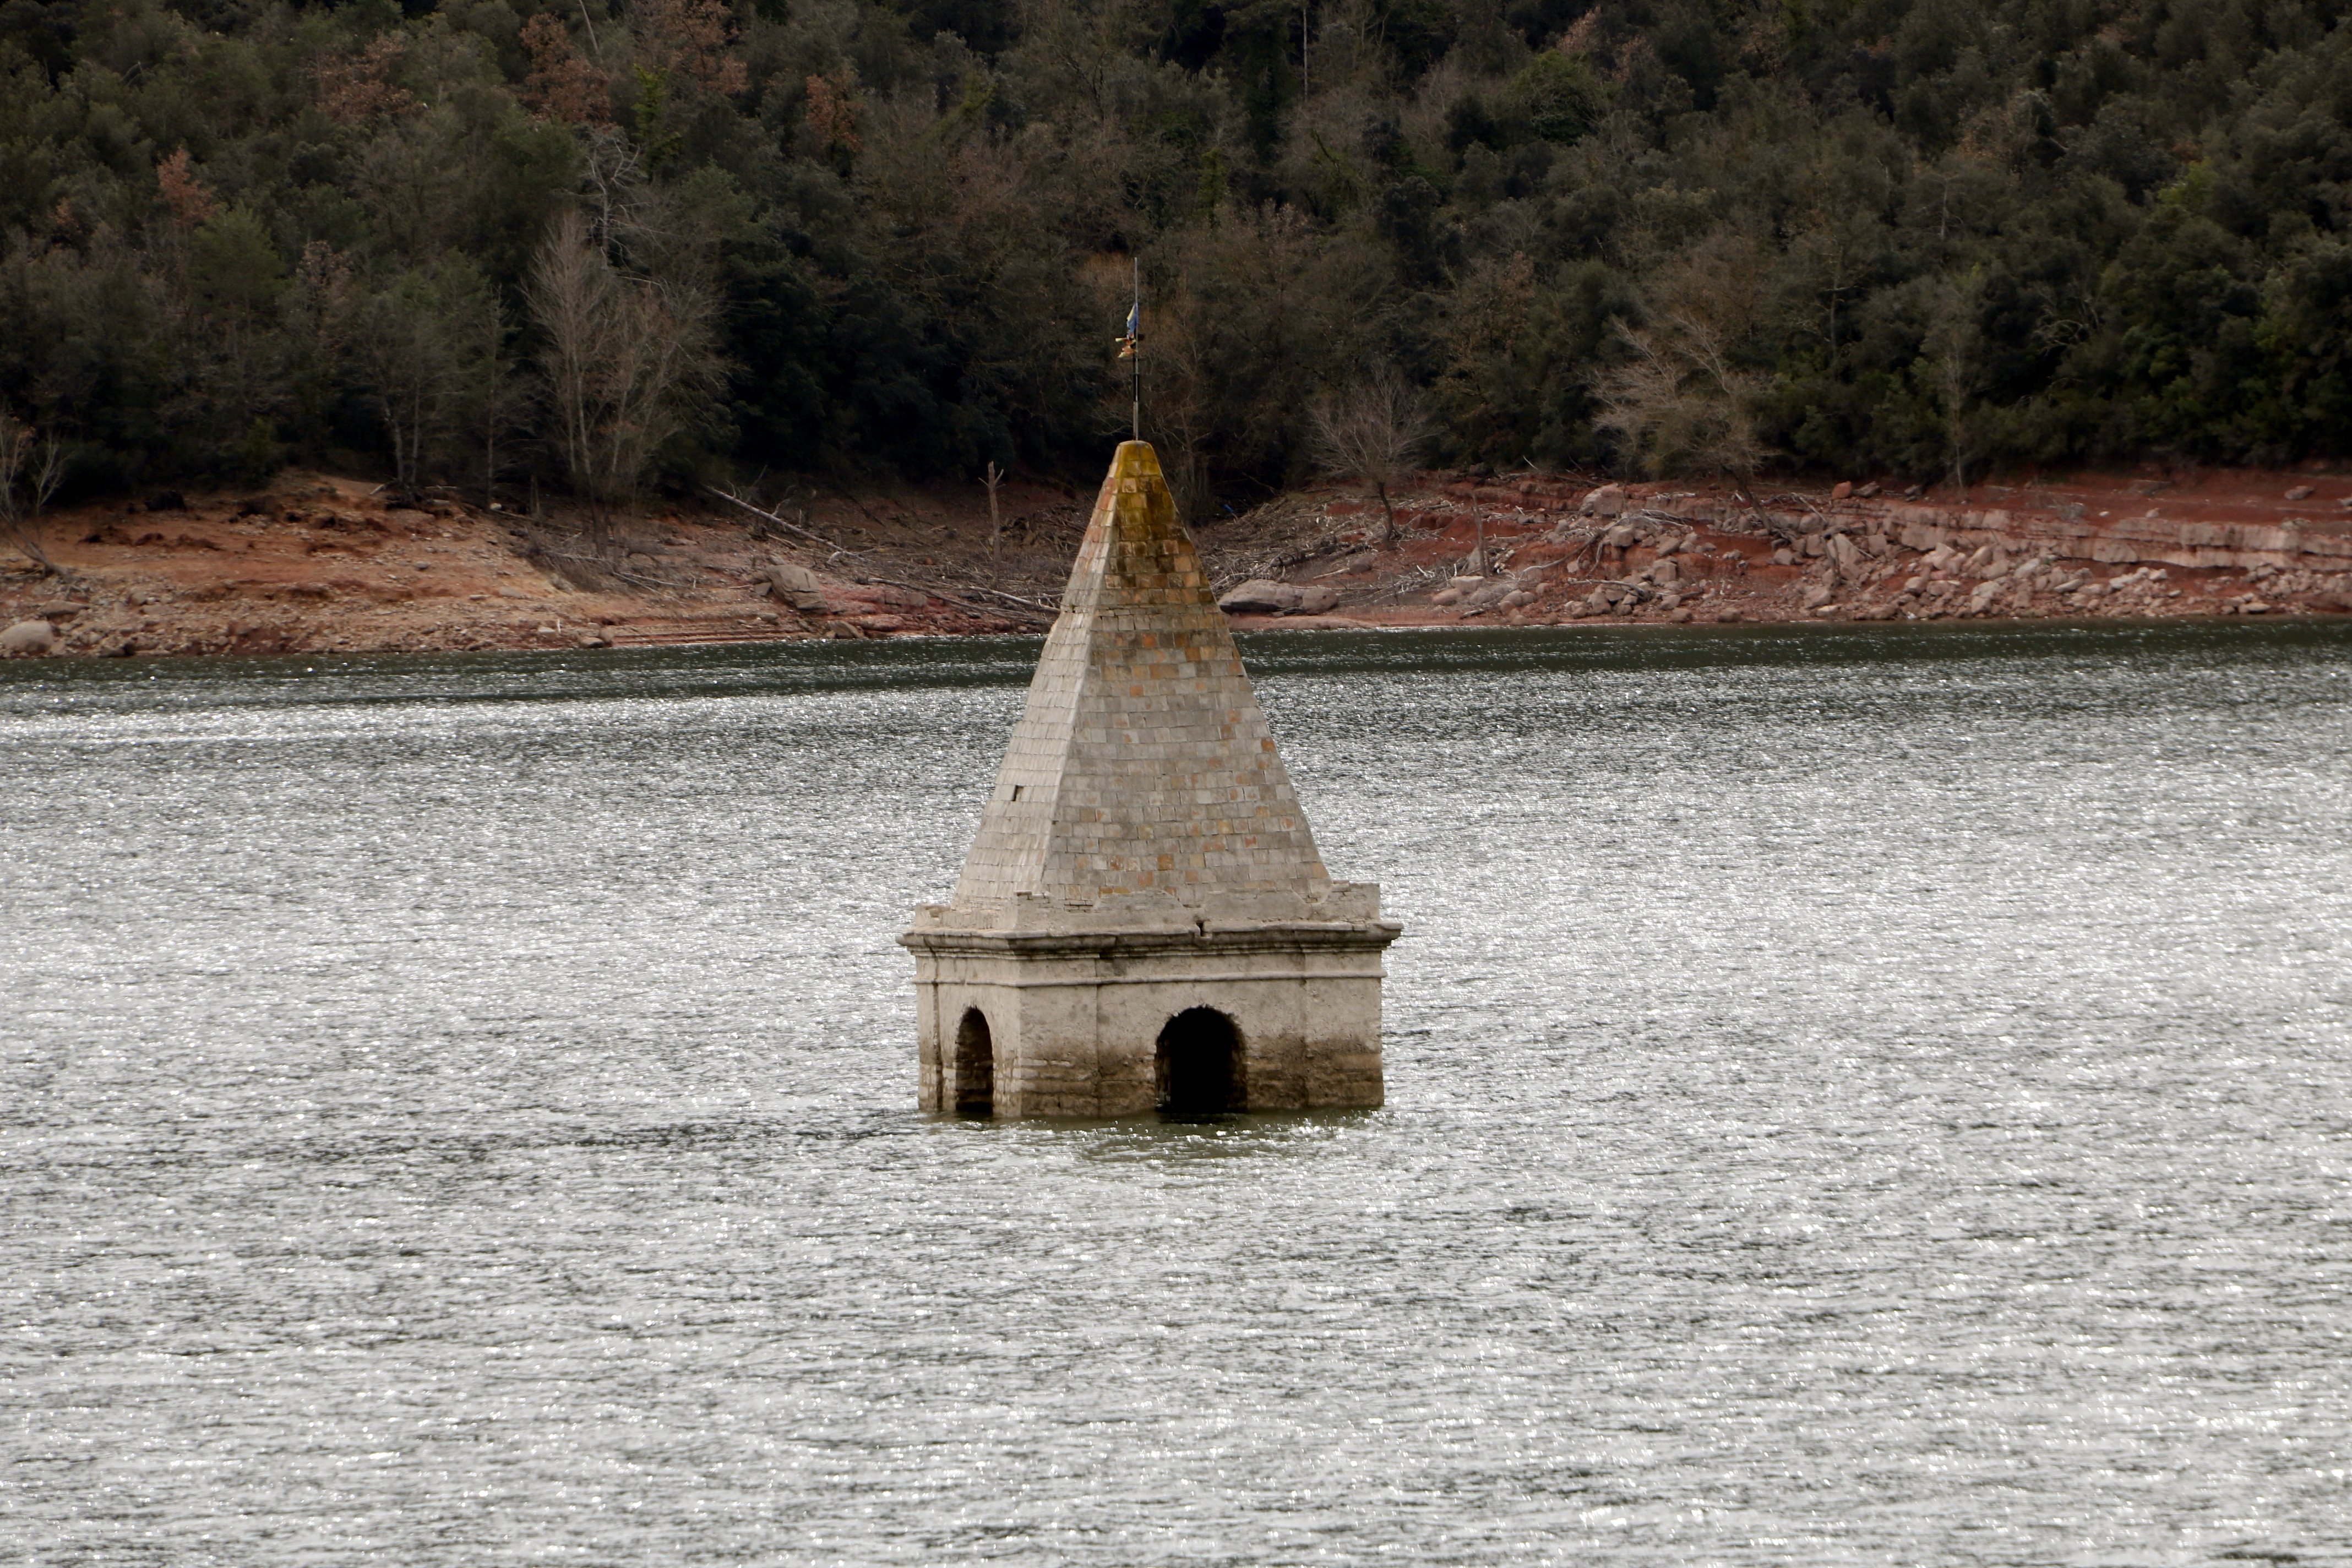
[{"xmin": 3, "ymin": 465, "xmax": 2347, "ymax": 660}]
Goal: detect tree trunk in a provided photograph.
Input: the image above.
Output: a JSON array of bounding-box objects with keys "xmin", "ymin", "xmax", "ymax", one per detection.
[
  {"xmin": 1375, "ymin": 480, "xmax": 1395, "ymax": 545},
  {"xmin": 986, "ymin": 461, "xmax": 1002, "ymax": 560}
]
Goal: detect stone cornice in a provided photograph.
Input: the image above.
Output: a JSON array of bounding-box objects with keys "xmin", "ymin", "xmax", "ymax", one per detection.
[{"xmin": 899, "ymin": 921, "xmax": 1401, "ymax": 960}]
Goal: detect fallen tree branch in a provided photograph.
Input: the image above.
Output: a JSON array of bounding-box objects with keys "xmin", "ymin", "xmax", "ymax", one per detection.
[
  {"xmin": 706, "ymin": 483, "xmax": 859, "ymax": 556},
  {"xmin": 1306, "ymin": 546, "xmax": 1374, "ymax": 579},
  {"xmin": 951, "ymin": 584, "xmax": 1062, "ymax": 616},
  {"xmin": 525, "ymin": 543, "xmax": 684, "ymax": 591},
  {"xmin": 705, "ymin": 485, "xmax": 1056, "ymax": 624}
]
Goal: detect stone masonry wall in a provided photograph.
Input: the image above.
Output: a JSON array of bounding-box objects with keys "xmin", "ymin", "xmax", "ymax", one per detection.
[{"xmin": 950, "ymin": 440, "xmax": 1331, "ymax": 910}]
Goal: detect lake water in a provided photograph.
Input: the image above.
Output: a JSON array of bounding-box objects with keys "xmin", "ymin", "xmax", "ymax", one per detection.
[{"xmin": 4, "ymin": 623, "xmax": 2350, "ymax": 1567}]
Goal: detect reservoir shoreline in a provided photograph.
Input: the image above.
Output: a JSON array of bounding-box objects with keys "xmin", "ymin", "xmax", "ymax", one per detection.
[{"xmin": 5, "ymin": 466, "xmax": 2349, "ymax": 660}]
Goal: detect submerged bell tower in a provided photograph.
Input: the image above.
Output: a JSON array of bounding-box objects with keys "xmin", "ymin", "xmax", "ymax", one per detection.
[{"xmin": 901, "ymin": 440, "xmax": 1401, "ymax": 1117}]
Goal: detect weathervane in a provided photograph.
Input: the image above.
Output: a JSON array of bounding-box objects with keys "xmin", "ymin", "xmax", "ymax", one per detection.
[{"xmin": 1116, "ymin": 255, "xmax": 1141, "ymax": 440}]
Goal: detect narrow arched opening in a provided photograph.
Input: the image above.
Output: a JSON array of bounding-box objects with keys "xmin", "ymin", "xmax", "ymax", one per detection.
[
  {"xmin": 1156, "ymin": 1007, "xmax": 1241, "ymax": 1116},
  {"xmin": 952, "ymin": 1008, "xmax": 994, "ymax": 1118}
]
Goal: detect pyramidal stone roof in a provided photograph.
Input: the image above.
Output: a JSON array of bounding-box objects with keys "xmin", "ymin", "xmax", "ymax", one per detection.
[{"xmin": 949, "ymin": 440, "xmax": 1332, "ymax": 911}]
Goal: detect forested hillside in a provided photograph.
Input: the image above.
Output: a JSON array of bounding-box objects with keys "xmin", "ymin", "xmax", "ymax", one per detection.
[{"xmin": 4, "ymin": 0, "xmax": 2351, "ymax": 517}]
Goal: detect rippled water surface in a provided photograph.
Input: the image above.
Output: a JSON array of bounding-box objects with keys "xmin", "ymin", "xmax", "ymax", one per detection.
[{"xmin": 6, "ymin": 623, "xmax": 2351, "ymax": 1566}]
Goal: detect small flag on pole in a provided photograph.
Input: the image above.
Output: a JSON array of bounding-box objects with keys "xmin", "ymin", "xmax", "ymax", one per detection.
[{"xmin": 1117, "ymin": 300, "xmax": 1140, "ymax": 358}]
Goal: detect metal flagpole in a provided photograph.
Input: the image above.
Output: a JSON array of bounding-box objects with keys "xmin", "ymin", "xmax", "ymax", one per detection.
[{"xmin": 1130, "ymin": 255, "xmax": 1141, "ymax": 441}]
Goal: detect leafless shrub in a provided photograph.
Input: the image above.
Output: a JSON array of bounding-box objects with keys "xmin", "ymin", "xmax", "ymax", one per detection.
[
  {"xmin": 1308, "ymin": 366, "xmax": 1428, "ymax": 543},
  {"xmin": 0, "ymin": 412, "xmax": 68, "ymax": 576},
  {"xmin": 1592, "ymin": 311, "xmax": 1770, "ymax": 496}
]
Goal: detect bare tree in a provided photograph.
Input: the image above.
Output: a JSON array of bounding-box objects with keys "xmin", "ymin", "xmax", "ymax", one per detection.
[
  {"xmin": 526, "ymin": 209, "xmax": 719, "ymax": 546},
  {"xmin": 1924, "ymin": 272, "xmax": 1985, "ymax": 502},
  {"xmin": 1307, "ymin": 366, "xmax": 1427, "ymax": 544},
  {"xmin": 0, "ymin": 413, "xmax": 67, "ymax": 576},
  {"xmin": 473, "ymin": 304, "xmax": 531, "ymax": 510},
  {"xmin": 1592, "ymin": 311, "xmax": 1769, "ymax": 497},
  {"xmin": 576, "ymin": 127, "xmax": 645, "ymax": 246},
  {"xmin": 983, "ymin": 459, "xmax": 1004, "ymax": 559},
  {"xmin": 1145, "ymin": 301, "xmax": 1218, "ymax": 526}
]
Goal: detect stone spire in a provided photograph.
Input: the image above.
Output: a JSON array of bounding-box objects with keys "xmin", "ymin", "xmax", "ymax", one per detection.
[
  {"xmin": 905, "ymin": 439, "xmax": 1395, "ymax": 1117},
  {"xmin": 950, "ymin": 440, "xmax": 1331, "ymax": 910}
]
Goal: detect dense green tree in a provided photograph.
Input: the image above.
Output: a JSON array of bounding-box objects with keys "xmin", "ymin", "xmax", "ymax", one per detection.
[{"xmin": 3, "ymin": 0, "xmax": 2352, "ymax": 512}]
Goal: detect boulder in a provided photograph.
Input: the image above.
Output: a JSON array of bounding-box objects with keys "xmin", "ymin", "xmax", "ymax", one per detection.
[
  {"xmin": 34, "ymin": 602, "xmax": 84, "ymax": 622},
  {"xmin": 1294, "ymin": 585, "xmax": 1340, "ymax": 614},
  {"xmin": 1831, "ymin": 481, "xmax": 1853, "ymax": 500},
  {"xmin": 1800, "ymin": 584, "xmax": 1834, "ymax": 610},
  {"xmin": 1650, "ymin": 558, "xmax": 1681, "ymax": 586},
  {"xmin": 1602, "ymin": 524, "xmax": 1637, "ymax": 549},
  {"xmin": 841, "ymin": 581, "xmax": 929, "ymax": 609},
  {"xmin": 2, "ymin": 619, "xmax": 58, "ymax": 656},
  {"xmin": 2286, "ymin": 484, "xmax": 2316, "ymax": 501},
  {"xmin": 766, "ymin": 563, "xmax": 829, "ymax": 611},
  {"xmin": 1217, "ymin": 578, "xmax": 1302, "ymax": 614},
  {"xmin": 1581, "ymin": 483, "xmax": 1628, "ymax": 518},
  {"xmin": 1432, "ymin": 587, "xmax": 1462, "ymax": 606},
  {"xmin": 1500, "ymin": 590, "xmax": 1533, "ymax": 609},
  {"xmin": 1968, "ymin": 579, "xmax": 2004, "ymax": 612}
]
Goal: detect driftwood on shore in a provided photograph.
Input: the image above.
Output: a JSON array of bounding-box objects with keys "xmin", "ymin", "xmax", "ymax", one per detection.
[{"xmin": 704, "ymin": 486, "xmax": 1058, "ymax": 624}]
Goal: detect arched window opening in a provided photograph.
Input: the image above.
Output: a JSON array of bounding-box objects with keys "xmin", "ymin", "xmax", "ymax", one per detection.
[
  {"xmin": 953, "ymin": 1008, "xmax": 994, "ymax": 1117},
  {"xmin": 1156, "ymin": 1008, "xmax": 1242, "ymax": 1115}
]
